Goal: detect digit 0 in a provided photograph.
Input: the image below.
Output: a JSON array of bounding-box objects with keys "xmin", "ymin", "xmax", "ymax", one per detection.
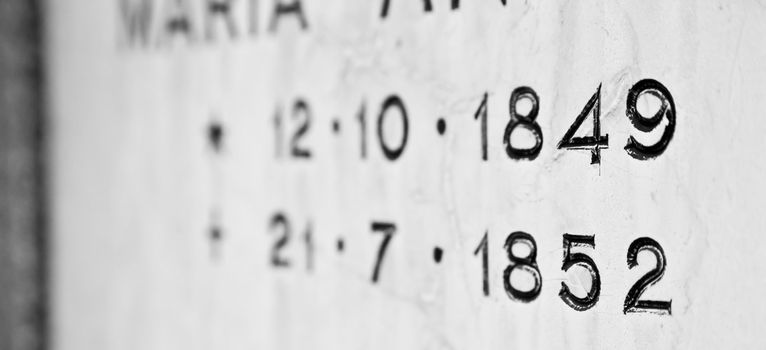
[{"xmin": 377, "ymin": 95, "xmax": 409, "ymax": 161}]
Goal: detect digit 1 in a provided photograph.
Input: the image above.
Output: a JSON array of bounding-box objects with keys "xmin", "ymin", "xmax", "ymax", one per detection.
[
  {"xmin": 473, "ymin": 230, "xmax": 489, "ymax": 296},
  {"xmin": 474, "ymin": 92, "xmax": 488, "ymax": 161},
  {"xmin": 274, "ymin": 105, "xmax": 283, "ymax": 158},
  {"xmin": 357, "ymin": 102, "xmax": 367, "ymax": 159},
  {"xmin": 304, "ymin": 222, "xmax": 313, "ymax": 271}
]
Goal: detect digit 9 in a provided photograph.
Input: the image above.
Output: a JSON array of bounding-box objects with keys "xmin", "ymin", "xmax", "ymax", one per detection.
[{"xmin": 624, "ymin": 79, "xmax": 676, "ymax": 160}]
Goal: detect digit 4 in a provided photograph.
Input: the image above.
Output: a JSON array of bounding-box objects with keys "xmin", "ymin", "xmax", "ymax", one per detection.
[{"xmin": 558, "ymin": 84, "xmax": 609, "ymax": 164}]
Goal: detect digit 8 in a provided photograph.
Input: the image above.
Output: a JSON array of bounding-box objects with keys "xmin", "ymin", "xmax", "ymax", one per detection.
[
  {"xmin": 504, "ymin": 86, "xmax": 543, "ymax": 160},
  {"xmin": 503, "ymin": 231, "xmax": 542, "ymax": 302}
]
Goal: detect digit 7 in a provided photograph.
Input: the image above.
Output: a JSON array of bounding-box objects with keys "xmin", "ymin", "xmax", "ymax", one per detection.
[{"xmin": 371, "ymin": 222, "xmax": 396, "ymax": 283}]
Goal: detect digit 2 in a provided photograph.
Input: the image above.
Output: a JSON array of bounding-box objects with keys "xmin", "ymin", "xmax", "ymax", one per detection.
[
  {"xmin": 269, "ymin": 212, "xmax": 290, "ymax": 267},
  {"xmin": 290, "ymin": 99, "xmax": 312, "ymax": 158},
  {"xmin": 273, "ymin": 99, "xmax": 312, "ymax": 159},
  {"xmin": 624, "ymin": 237, "xmax": 672, "ymax": 315}
]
